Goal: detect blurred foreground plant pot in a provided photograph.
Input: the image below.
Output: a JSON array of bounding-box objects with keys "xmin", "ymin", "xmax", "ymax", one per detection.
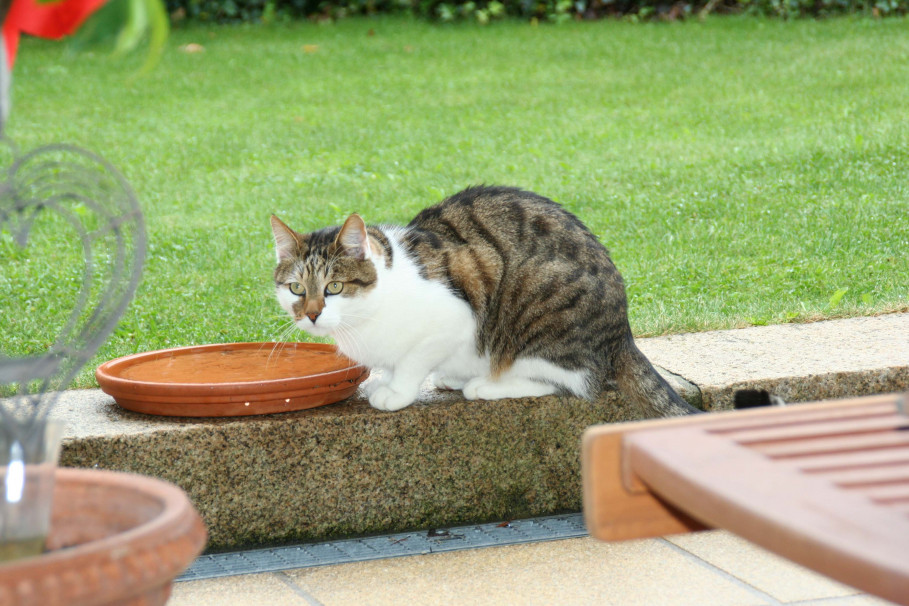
[{"xmin": 0, "ymin": 468, "xmax": 207, "ymax": 605}]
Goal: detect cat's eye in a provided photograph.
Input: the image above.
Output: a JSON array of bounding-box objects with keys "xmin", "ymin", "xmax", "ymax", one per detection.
[
  {"xmin": 288, "ymin": 282, "xmax": 305, "ymax": 296},
  {"xmin": 325, "ymin": 281, "xmax": 344, "ymax": 295}
]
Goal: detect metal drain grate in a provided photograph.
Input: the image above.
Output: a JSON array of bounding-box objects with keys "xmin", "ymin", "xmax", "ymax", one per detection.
[{"xmin": 178, "ymin": 512, "xmax": 588, "ymax": 582}]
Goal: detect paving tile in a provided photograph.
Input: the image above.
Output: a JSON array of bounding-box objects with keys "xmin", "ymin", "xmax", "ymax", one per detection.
[
  {"xmin": 287, "ymin": 537, "xmax": 769, "ymax": 606},
  {"xmin": 665, "ymin": 530, "xmax": 864, "ymax": 603},
  {"xmin": 169, "ymin": 572, "xmax": 315, "ymax": 606}
]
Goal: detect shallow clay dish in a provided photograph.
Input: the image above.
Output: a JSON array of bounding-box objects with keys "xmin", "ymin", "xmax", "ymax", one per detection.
[{"xmin": 96, "ymin": 342, "xmax": 368, "ymax": 417}]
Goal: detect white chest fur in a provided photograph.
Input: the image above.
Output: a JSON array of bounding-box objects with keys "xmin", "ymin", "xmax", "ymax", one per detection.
[{"xmin": 334, "ymin": 231, "xmax": 478, "ymax": 370}]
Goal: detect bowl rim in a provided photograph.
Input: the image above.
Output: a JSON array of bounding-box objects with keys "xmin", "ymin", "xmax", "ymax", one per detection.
[{"xmin": 95, "ymin": 342, "xmax": 366, "ymax": 396}]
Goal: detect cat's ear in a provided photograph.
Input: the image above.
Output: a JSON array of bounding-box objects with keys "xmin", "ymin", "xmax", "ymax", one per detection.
[
  {"xmin": 336, "ymin": 214, "xmax": 372, "ymax": 260},
  {"xmin": 270, "ymin": 215, "xmax": 302, "ymax": 262}
]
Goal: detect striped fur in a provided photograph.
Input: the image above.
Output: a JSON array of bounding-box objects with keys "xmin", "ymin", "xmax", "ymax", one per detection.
[{"xmin": 271, "ymin": 186, "xmax": 699, "ymax": 417}]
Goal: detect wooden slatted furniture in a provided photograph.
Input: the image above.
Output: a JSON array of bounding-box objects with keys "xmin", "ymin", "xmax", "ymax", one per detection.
[{"xmin": 581, "ymin": 393, "xmax": 909, "ymax": 606}]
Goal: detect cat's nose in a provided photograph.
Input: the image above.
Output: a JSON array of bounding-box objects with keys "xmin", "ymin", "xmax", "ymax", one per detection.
[{"xmin": 306, "ymin": 312, "xmax": 320, "ymax": 323}]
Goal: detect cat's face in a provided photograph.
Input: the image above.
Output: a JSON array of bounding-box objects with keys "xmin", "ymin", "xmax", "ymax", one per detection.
[{"xmin": 270, "ymin": 214, "xmax": 381, "ymax": 338}]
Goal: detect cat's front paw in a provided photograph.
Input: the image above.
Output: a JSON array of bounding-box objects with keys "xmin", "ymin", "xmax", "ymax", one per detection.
[
  {"xmin": 369, "ymin": 385, "xmax": 416, "ymax": 412},
  {"xmin": 361, "ymin": 375, "xmax": 389, "ymax": 398},
  {"xmin": 462, "ymin": 377, "xmax": 492, "ymax": 400}
]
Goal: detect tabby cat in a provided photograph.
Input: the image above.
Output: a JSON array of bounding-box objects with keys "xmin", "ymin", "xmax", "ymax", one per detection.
[{"xmin": 271, "ymin": 186, "xmax": 699, "ymax": 417}]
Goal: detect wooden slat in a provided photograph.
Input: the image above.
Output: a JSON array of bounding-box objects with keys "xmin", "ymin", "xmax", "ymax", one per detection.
[
  {"xmin": 755, "ymin": 431, "xmax": 909, "ymax": 458},
  {"xmin": 814, "ymin": 463, "xmax": 909, "ymax": 487},
  {"xmin": 706, "ymin": 399, "xmax": 898, "ymax": 435},
  {"xmin": 783, "ymin": 447, "xmax": 909, "ymax": 472},
  {"xmin": 855, "ymin": 483, "xmax": 909, "ymax": 504},
  {"xmin": 627, "ymin": 424, "xmax": 909, "ymax": 606},
  {"xmin": 722, "ymin": 415, "xmax": 906, "ymax": 445}
]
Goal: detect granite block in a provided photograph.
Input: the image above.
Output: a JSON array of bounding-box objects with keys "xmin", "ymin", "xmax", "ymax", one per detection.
[
  {"xmin": 57, "ymin": 386, "xmax": 646, "ymax": 551},
  {"xmin": 639, "ymin": 313, "xmax": 909, "ymax": 410},
  {"xmin": 700, "ymin": 366, "xmax": 909, "ymax": 410},
  {"xmin": 50, "ymin": 313, "xmax": 909, "ymax": 551}
]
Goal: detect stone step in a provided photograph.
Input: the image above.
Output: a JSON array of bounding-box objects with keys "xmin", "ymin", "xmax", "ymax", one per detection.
[{"xmin": 54, "ymin": 313, "xmax": 909, "ymax": 551}]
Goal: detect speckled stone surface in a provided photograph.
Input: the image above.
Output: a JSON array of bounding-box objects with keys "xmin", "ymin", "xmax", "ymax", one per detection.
[
  {"xmin": 639, "ymin": 313, "xmax": 909, "ymax": 410},
  {"xmin": 57, "ymin": 386, "xmax": 642, "ymax": 551},
  {"xmin": 53, "ymin": 313, "xmax": 909, "ymax": 551}
]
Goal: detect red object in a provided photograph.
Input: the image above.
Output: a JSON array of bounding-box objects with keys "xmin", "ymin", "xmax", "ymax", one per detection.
[
  {"xmin": 95, "ymin": 342, "xmax": 370, "ymax": 417},
  {"xmin": 3, "ymin": 0, "xmax": 108, "ymax": 67}
]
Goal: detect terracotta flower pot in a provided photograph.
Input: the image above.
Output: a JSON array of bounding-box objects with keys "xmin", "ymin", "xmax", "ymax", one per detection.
[{"xmin": 0, "ymin": 468, "xmax": 207, "ymax": 606}]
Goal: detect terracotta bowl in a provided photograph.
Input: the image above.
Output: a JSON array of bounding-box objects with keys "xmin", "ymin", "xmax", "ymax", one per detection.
[
  {"xmin": 0, "ymin": 468, "xmax": 207, "ymax": 606},
  {"xmin": 96, "ymin": 342, "xmax": 369, "ymax": 417}
]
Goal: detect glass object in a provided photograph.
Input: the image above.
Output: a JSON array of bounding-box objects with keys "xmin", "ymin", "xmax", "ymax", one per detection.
[{"xmin": 0, "ymin": 419, "xmax": 63, "ymax": 562}]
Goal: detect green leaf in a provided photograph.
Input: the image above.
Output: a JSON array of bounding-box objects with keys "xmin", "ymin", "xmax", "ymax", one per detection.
[
  {"xmin": 67, "ymin": 0, "xmax": 168, "ymax": 74},
  {"xmin": 115, "ymin": 0, "xmax": 150, "ymax": 55},
  {"xmin": 69, "ymin": 0, "xmax": 132, "ymax": 50},
  {"xmin": 828, "ymin": 287, "xmax": 848, "ymax": 309},
  {"xmin": 137, "ymin": 0, "xmax": 170, "ymax": 74}
]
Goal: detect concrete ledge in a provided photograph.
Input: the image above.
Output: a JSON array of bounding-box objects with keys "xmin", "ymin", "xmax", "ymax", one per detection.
[
  {"xmin": 54, "ymin": 313, "xmax": 909, "ymax": 551},
  {"xmin": 638, "ymin": 313, "xmax": 909, "ymax": 408}
]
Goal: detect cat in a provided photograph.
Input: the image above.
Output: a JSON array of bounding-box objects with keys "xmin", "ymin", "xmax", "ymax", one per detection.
[{"xmin": 270, "ymin": 186, "xmax": 700, "ymax": 417}]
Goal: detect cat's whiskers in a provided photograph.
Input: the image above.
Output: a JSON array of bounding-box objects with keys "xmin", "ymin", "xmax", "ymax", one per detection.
[
  {"xmin": 266, "ymin": 320, "xmax": 299, "ymax": 367},
  {"xmin": 265, "ymin": 333, "xmax": 290, "ymax": 368},
  {"xmin": 261, "ymin": 322, "xmax": 294, "ymax": 353},
  {"xmin": 333, "ymin": 321, "xmax": 367, "ymax": 366},
  {"xmin": 332, "ymin": 324, "xmax": 355, "ymax": 361}
]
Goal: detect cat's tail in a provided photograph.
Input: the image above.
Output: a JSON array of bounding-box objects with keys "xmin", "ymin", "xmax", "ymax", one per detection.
[{"xmin": 611, "ymin": 338, "xmax": 702, "ymax": 417}]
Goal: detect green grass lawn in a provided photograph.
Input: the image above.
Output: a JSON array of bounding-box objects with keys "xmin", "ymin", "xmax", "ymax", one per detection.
[{"xmin": 3, "ymin": 16, "xmax": 908, "ymax": 388}]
